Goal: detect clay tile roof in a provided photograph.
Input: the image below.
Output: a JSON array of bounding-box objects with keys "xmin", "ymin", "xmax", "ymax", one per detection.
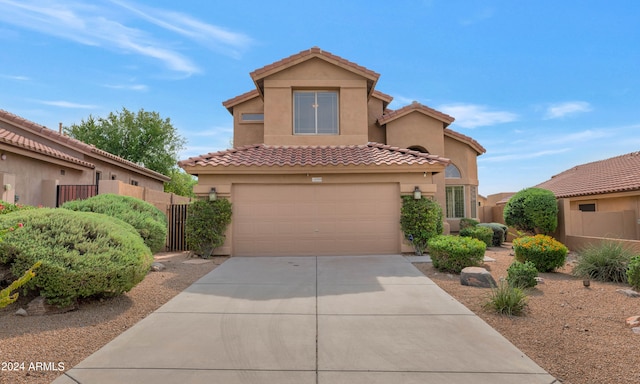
[
  {"xmin": 179, "ymin": 142, "xmax": 449, "ymax": 168},
  {"xmin": 444, "ymin": 129, "xmax": 486, "ymax": 155},
  {"xmin": 377, "ymin": 101, "xmax": 455, "ymax": 126},
  {"xmin": 250, "ymin": 47, "xmax": 380, "ymax": 81},
  {"xmin": 535, "ymin": 151, "xmax": 640, "ymax": 198},
  {"xmin": 0, "ymin": 127, "xmax": 94, "ymax": 168},
  {"xmin": 222, "ymin": 89, "xmax": 260, "ymax": 113}
]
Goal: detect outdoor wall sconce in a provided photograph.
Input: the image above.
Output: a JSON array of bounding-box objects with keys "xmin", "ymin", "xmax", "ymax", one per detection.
[
  {"xmin": 209, "ymin": 187, "xmax": 217, "ymax": 201},
  {"xmin": 413, "ymin": 186, "xmax": 422, "ymax": 200},
  {"xmin": 3, "ymin": 184, "xmax": 11, "ymax": 191}
]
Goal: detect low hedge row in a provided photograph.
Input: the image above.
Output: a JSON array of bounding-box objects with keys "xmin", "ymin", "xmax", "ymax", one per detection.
[
  {"xmin": 459, "ymin": 226, "xmax": 493, "ymax": 247},
  {"xmin": 427, "ymin": 235, "xmax": 486, "ymax": 273}
]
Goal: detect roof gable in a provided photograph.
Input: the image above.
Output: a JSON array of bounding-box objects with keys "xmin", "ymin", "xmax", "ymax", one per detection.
[
  {"xmin": 378, "ymin": 101, "xmax": 454, "ymax": 127},
  {"xmin": 444, "ymin": 129, "xmax": 486, "ymax": 155},
  {"xmin": 535, "ymin": 151, "xmax": 640, "ymax": 198},
  {"xmin": 249, "ymin": 47, "xmax": 380, "ymax": 99}
]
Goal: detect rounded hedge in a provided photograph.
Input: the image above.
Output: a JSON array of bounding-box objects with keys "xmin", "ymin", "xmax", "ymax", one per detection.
[
  {"xmin": 513, "ymin": 234, "xmax": 568, "ymax": 272},
  {"xmin": 478, "ymin": 223, "xmax": 508, "ymax": 246},
  {"xmin": 0, "ymin": 208, "xmax": 153, "ymax": 306},
  {"xmin": 427, "ymin": 235, "xmax": 486, "ymax": 273},
  {"xmin": 460, "ymin": 226, "xmax": 493, "ymax": 247},
  {"xmin": 504, "ymin": 188, "xmax": 558, "ymax": 234},
  {"xmin": 62, "ymin": 194, "xmax": 167, "ymax": 253},
  {"xmin": 400, "ymin": 196, "xmax": 443, "ymax": 255},
  {"xmin": 185, "ymin": 199, "xmax": 232, "ymax": 258},
  {"xmin": 507, "ymin": 261, "xmax": 538, "ymax": 289}
]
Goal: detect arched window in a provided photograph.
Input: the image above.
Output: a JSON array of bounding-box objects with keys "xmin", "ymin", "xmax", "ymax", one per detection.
[
  {"xmin": 407, "ymin": 145, "xmax": 428, "ymax": 153},
  {"xmin": 445, "ymin": 163, "xmax": 461, "ymax": 178}
]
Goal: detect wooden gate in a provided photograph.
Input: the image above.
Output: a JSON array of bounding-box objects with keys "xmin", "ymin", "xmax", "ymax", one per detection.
[
  {"xmin": 166, "ymin": 204, "xmax": 189, "ymax": 251},
  {"xmin": 56, "ymin": 184, "xmax": 98, "ymax": 207}
]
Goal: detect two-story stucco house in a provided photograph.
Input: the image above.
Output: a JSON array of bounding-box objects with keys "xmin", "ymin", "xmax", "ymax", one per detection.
[{"xmin": 179, "ymin": 47, "xmax": 485, "ymax": 256}]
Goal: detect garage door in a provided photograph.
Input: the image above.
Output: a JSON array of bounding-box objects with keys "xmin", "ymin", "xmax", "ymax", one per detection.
[{"xmin": 233, "ymin": 184, "xmax": 400, "ymax": 256}]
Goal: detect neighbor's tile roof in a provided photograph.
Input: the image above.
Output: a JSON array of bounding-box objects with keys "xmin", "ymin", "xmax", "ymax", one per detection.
[
  {"xmin": 179, "ymin": 142, "xmax": 449, "ymax": 168},
  {"xmin": 535, "ymin": 151, "xmax": 640, "ymax": 198},
  {"xmin": 0, "ymin": 128, "xmax": 95, "ymax": 168}
]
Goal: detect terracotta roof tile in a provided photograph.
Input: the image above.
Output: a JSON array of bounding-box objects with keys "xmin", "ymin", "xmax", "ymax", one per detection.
[
  {"xmin": 0, "ymin": 127, "xmax": 94, "ymax": 168},
  {"xmin": 535, "ymin": 151, "xmax": 640, "ymax": 198},
  {"xmin": 179, "ymin": 142, "xmax": 449, "ymax": 168},
  {"xmin": 378, "ymin": 101, "xmax": 455, "ymax": 126},
  {"xmin": 222, "ymin": 89, "xmax": 260, "ymax": 113},
  {"xmin": 250, "ymin": 47, "xmax": 380, "ymax": 81},
  {"xmin": 0, "ymin": 109, "xmax": 169, "ymax": 181}
]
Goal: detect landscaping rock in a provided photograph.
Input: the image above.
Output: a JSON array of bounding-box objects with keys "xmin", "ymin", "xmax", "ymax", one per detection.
[
  {"xmin": 626, "ymin": 316, "xmax": 640, "ymax": 327},
  {"xmin": 535, "ymin": 277, "xmax": 545, "ymax": 284},
  {"xmin": 616, "ymin": 289, "xmax": 640, "ymax": 298},
  {"xmin": 14, "ymin": 308, "xmax": 28, "ymax": 316},
  {"xmin": 26, "ymin": 296, "xmax": 78, "ymax": 316},
  {"xmin": 460, "ymin": 267, "xmax": 496, "ymax": 288},
  {"xmin": 150, "ymin": 262, "xmax": 166, "ymax": 272},
  {"xmin": 632, "ymin": 327, "xmax": 640, "ymax": 335}
]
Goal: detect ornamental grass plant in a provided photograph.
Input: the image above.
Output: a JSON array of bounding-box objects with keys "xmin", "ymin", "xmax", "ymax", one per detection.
[{"xmin": 572, "ymin": 241, "xmax": 636, "ymax": 283}]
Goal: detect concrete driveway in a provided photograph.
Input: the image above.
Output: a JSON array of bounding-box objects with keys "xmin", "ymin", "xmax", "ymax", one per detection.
[{"xmin": 53, "ymin": 255, "xmax": 557, "ymax": 383}]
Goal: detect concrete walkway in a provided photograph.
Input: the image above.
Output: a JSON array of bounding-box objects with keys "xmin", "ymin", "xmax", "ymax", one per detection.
[{"xmin": 54, "ymin": 255, "xmax": 557, "ymax": 384}]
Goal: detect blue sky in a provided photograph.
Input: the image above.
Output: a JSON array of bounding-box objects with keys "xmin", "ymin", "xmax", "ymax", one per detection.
[{"xmin": 1, "ymin": 0, "xmax": 639, "ymax": 196}]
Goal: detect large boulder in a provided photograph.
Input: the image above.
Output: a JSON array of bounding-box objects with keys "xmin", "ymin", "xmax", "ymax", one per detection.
[{"xmin": 460, "ymin": 267, "xmax": 496, "ymax": 288}]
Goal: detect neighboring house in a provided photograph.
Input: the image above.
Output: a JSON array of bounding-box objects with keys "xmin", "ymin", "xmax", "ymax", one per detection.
[
  {"xmin": 180, "ymin": 47, "xmax": 485, "ymax": 256},
  {"xmin": 535, "ymin": 151, "xmax": 640, "ymax": 247},
  {"xmin": 0, "ymin": 109, "xmax": 170, "ymax": 207}
]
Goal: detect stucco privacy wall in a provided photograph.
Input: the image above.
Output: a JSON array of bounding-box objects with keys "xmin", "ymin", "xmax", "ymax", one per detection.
[{"xmin": 98, "ymin": 180, "xmax": 190, "ymax": 213}]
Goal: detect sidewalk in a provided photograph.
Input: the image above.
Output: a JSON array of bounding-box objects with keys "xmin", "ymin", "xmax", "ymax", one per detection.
[{"xmin": 53, "ymin": 255, "xmax": 557, "ymax": 383}]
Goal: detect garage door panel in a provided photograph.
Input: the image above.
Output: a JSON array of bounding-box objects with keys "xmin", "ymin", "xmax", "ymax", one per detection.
[{"xmin": 233, "ymin": 184, "xmax": 399, "ymax": 256}]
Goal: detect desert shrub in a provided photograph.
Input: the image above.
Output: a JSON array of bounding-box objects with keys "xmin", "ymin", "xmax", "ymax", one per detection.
[
  {"xmin": 513, "ymin": 234, "xmax": 568, "ymax": 272},
  {"xmin": 627, "ymin": 255, "xmax": 640, "ymax": 290},
  {"xmin": 572, "ymin": 241, "xmax": 635, "ymax": 283},
  {"xmin": 507, "ymin": 261, "xmax": 538, "ymax": 289},
  {"xmin": 0, "ymin": 201, "xmax": 35, "ymax": 215},
  {"xmin": 0, "ymin": 208, "xmax": 153, "ymax": 306},
  {"xmin": 503, "ymin": 188, "xmax": 558, "ymax": 234},
  {"xmin": 400, "ymin": 196, "xmax": 443, "ymax": 255},
  {"xmin": 427, "ymin": 235, "xmax": 486, "ymax": 273},
  {"xmin": 62, "ymin": 194, "xmax": 167, "ymax": 253},
  {"xmin": 459, "ymin": 218, "xmax": 479, "ymax": 230},
  {"xmin": 185, "ymin": 199, "xmax": 232, "ymax": 258},
  {"xmin": 478, "ymin": 223, "xmax": 507, "ymax": 246},
  {"xmin": 483, "ymin": 280, "xmax": 528, "ymax": 316},
  {"xmin": 459, "ymin": 226, "xmax": 493, "ymax": 247}
]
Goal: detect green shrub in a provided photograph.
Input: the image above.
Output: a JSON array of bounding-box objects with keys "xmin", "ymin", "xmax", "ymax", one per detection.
[
  {"xmin": 513, "ymin": 234, "xmax": 568, "ymax": 272},
  {"xmin": 0, "ymin": 200, "xmax": 35, "ymax": 215},
  {"xmin": 483, "ymin": 280, "xmax": 528, "ymax": 316},
  {"xmin": 627, "ymin": 255, "xmax": 640, "ymax": 290},
  {"xmin": 572, "ymin": 241, "xmax": 635, "ymax": 283},
  {"xmin": 0, "ymin": 209, "xmax": 153, "ymax": 306},
  {"xmin": 427, "ymin": 235, "xmax": 486, "ymax": 273},
  {"xmin": 503, "ymin": 188, "xmax": 558, "ymax": 234},
  {"xmin": 459, "ymin": 218, "xmax": 479, "ymax": 230},
  {"xmin": 459, "ymin": 226, "xmax": 493, "ymax": 247},
  {"xmin": 400, "ymin": 196, "xmax": 443, "ymax": 255},
  {"xmin": 507, "ymin": 261, "xmax": 538, "ymax": 289},
  {"xmin": 185, "ymin": 199, "xmax": 232, "ymax": 258},
  {"xmin": 478, "ymin": 223, "xmax": 507, "ymax": 246},
  {"xmin": 62, "ymin": 194, "xmax": 167, "ymax": 253}
]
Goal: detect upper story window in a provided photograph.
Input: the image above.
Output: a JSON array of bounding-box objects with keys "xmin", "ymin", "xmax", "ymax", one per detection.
[
  {"xmin": 445, "ymin": 163, "xmax": 461, "ymax": 178},
  {"xmin": 293, "ymin": 91, "xmax": 338, "ymax": 134}
]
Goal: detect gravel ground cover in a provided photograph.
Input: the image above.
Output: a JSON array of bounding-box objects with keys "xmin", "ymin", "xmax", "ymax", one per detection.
[{"xmin": 2, "ymin": 247, "xmax": 639, "ymax": 384}]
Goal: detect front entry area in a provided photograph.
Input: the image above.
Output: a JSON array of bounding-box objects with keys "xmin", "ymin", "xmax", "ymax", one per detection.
[{"xmin": 232, "ymin": 183, "xmax": 400, "ymax": 256}]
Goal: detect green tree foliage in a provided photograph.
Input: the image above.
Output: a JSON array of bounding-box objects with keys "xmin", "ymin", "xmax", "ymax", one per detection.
[
  {"xmin": 185, "ymin": 199, "xmax": 232, "ymax": 258},
  {"xmin": 164, "ymin": 169, "xmax": 197, "ymax": 198},
  {"xmin": 64, "ymin": 107, "xmax": 186, "ymax": 176},
  {"xmin": 400, "ymin": 196, "xmax": 443, "ymax": 255},
  {"xmin": 503, "ymin": 188, "xmax": 558, "ymax": 234}
]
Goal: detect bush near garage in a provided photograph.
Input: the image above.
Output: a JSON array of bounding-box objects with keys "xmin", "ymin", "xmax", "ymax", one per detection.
[
  {"xmin": 427, "ymin": 235, "xmax": 486, "ymax": 273},
  {"xmin": 185, "ymin": 199, "xmax": 232, "ymax": 258},
  {"xmin": 400, "ymin": 196, "xmax": 443, "ymax": 255},
  {"xmin": 459, "ymin": 226, "xmax": 493, "ymax": 247},
  {"xmin": 62, "ymin": 194, "xmax": 167, "ymax": 253},
  {"xmin": 0, "ymin": 208, "xmax": 153, "ymax": 306},
  {"xmin": 513, "ymin": 234, "xmax": 568, "ymax": 272},
  {"xmin": 478, "ymin": 223, "xmax": 508, "ymax": 246}
]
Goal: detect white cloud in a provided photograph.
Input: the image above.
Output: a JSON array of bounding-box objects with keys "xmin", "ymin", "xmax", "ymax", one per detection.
[
  {"xmin": 480, "ymin": 148, "xmax": 572, "ymax": 163},
  {"xmin": 548, "ymin": 129, "xmax": 611, "ymax": 144},
  {"xmin": 437, "ymin": 103, "xmax": 518, "ymax": 128},
  {"xmin": 544, "ymin": 101, "xmax": 592, "ymax": 119},
  {"xmin": 38, "ymin": 100, "xmax": 98, "ymax": 109},
  {"xmin": 0, "ymin": 0, "xmax": 252, "ymax": 75},
  {"xmin": 1, "ymin": 74, "xmax": 30, "ymax": 81},
  {"xmin": 103, "ymin": 83, "xmax": 148, "ymax": 91}
]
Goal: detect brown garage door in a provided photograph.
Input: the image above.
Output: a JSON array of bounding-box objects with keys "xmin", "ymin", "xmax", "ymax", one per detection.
[{"xmin": 233, "ymin": 184, "xmax": 400, "ymax": 256}]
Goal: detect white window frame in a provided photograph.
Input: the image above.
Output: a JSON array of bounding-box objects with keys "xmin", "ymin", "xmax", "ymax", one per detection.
[
  {"xmin": 446, "ymin": 185, "xmax": 465, "ymax": 218},
  {"xmin": 293, "ymin": 90, "xmax": 339, "ymax": 135}
]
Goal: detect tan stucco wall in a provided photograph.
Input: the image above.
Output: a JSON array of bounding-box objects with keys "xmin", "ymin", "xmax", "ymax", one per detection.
[
  {"xmin": 385, "ymin": 113, "xmax": 445, "ymax": 155},
  {"xmin": 233, "ymin": 96, "xmax": 265, "ymax": 147},
  {"xmin": 367, "ymin": 98, "xmax": 386, "ymax": 144}
]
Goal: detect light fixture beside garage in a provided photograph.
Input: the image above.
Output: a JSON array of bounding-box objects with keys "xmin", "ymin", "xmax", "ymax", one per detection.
[
  {"xmin": 413, "ymin": 186, "xmax": 422, "ymax": 200},
  {"xmin": 209, "ymin": 187, "xmax": 217, "ymax": 201}
]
